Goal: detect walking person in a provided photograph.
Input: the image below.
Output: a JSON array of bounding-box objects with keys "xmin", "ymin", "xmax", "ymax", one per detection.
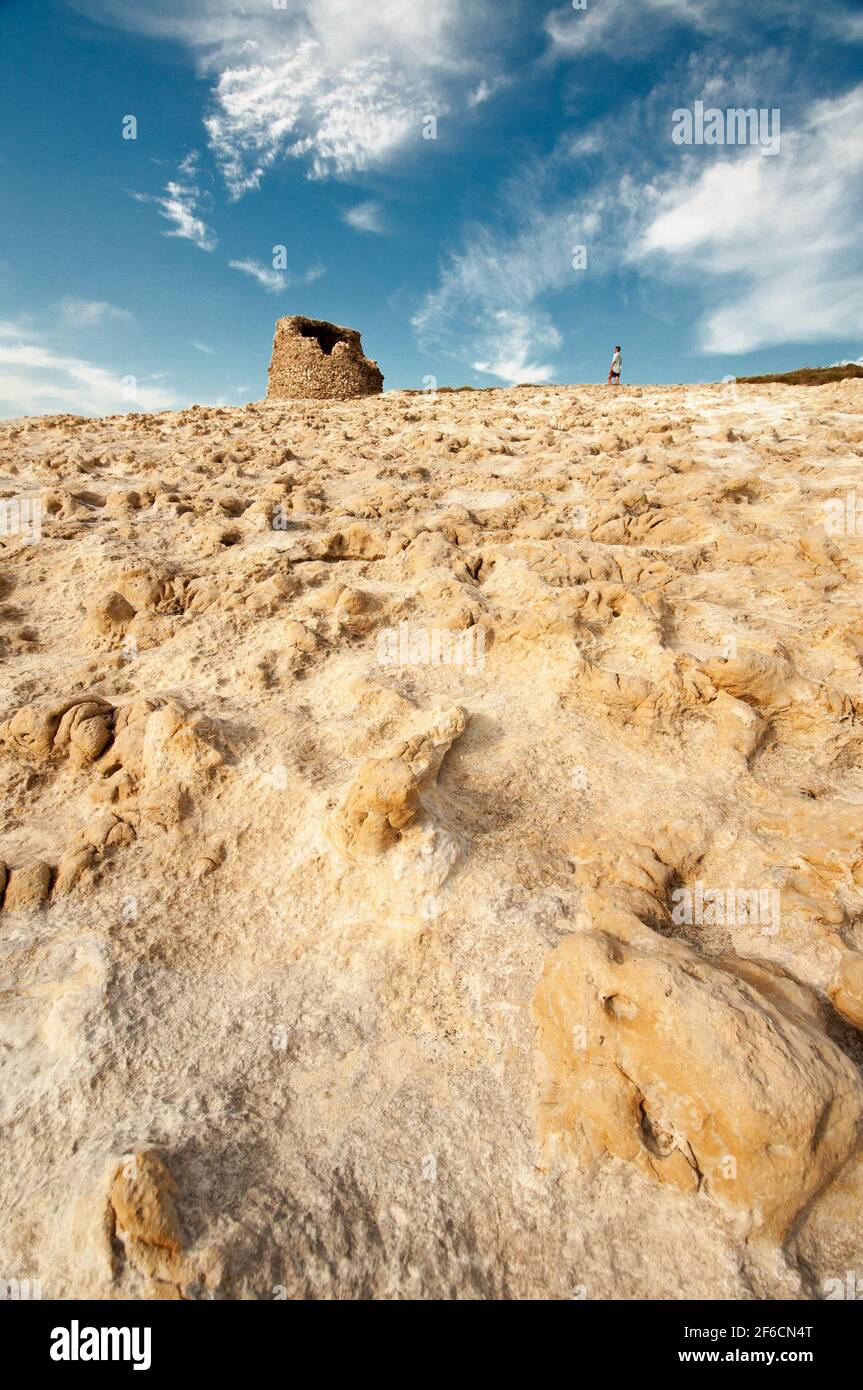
[{"xmin": 607, "ymin": 345, "xmax": 622, "ymax": 385}]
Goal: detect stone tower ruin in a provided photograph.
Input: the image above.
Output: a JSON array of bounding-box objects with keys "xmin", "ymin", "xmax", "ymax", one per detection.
[{"xmin": 266, "ymin": 316, "xmax": 384, "ymax": 401}]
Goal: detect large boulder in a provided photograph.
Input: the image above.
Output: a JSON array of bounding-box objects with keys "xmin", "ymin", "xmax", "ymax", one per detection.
[{"xmin": 533, "ymin": 923, "xmax": 863, "ymax": 1238}]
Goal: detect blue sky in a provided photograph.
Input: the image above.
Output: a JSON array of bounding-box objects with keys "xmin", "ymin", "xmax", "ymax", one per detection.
[{"xmin": 1, "ymin": 0, "xmax": 862, "ymax": 414}]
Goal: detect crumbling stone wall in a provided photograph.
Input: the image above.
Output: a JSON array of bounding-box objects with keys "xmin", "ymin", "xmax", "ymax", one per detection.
[{"xmin": 266, "ymin": 316, "xmax": 384, "ymax": 400}]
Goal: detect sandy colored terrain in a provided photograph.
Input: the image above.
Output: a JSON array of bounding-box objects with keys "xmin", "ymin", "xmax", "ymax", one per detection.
[{"xmin": 1, "ymin": 380, "xmax": 862, "ymax": 1300}]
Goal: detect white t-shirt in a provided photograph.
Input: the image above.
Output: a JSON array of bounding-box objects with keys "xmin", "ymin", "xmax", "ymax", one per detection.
[{"xmin": 611, "ymin": 351, "xmax": 622, "ymax": 373}]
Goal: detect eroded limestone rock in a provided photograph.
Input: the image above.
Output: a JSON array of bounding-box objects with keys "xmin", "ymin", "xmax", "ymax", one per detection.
[{"xmin": 533, "ymin": 923, "xmax": 863, "ymax": 1238}]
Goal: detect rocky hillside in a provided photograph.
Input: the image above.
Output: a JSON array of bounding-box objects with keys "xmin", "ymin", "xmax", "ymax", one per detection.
[{"xmin": 1, "ymin": 381, "xmax": 862, "ymax": 1299}]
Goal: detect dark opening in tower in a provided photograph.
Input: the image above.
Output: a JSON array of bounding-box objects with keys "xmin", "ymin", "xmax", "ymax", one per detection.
[{"xmin": 297, "ymin": 321, "xmax": 346, "ymax": 356}]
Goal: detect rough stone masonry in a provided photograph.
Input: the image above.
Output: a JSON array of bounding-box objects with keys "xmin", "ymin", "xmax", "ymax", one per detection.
[{"xmin": 266, "ymin": 315, "xmax": 384, "ymax": 400}]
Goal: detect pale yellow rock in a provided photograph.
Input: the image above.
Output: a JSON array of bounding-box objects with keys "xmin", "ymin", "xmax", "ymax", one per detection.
[
  {"xmin": 790, "ymin": 1151, "xmax": 863, "ymax": 1295},
  {"xmin": 338, "ymin": 757, "xmax": 420, "ymax": 855},
  {"xmin": 333, "ymin": 704, "xmax": 466, "ymax": 860},
  {"xmin": 54, "ymin": 701, "xmax": 114, "ymax": 764},
  {"xmin": 52, "ymin": 846, "xmax": 96, "ymax": 896},
  {"xmin": 86, "ymin": 591, "xmax": 135, "ymax": 637},
  {"xmin": 3, "ymin": 861, "xmax": 53, "ymax": 911},
  {"xmin": 830, "ymin": 954, "xmax": 863, "ymax": 1029},
  {"xmin": 0, "ymin": 702, "xmax": 66, "ymax": 762},
  {"xmin": 533, "ymin": 924, "xmax": 863, "ymax": 1237},
  {"xmin": 2, "ymin": 381, "xmax": 863, "ymax": 1301},
  {"xmin": 110, "ymin": 1150, "xmax": 182, "ymax": 1252},
  {"xmin": 109, "ymin": 1151, "xmax": 189, "ymax": 1294}
]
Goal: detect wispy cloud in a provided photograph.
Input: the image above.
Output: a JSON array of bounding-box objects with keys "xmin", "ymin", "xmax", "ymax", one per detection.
[
  {"xmin": 228, "ymin": 257, "xmax": 325, "ymax": 293},
  {"xmin": 631, "ymin": 84, "xmax": 863, "ymax": 352},
  {"xmin": 471, "ymin": 310, "xmax": 563, "ymax": 384},
  {"xmin": 415, "ymin": 56, "xmax": 863, "ymax": 378},
  {"xmin": 60, "ymin": 298, "xmax": 133, "ymax": 327},
  {"xmin": 833, "ymin": 11, "xmax": 863, "ymax": 43},
  {"xmin": 0, "ymin": 323, "xmax": 177, "ymax": 417},
  {"xmin": 545, "ymin": 0, "xmax": 861, "ymax": 58},
  {"xmin": 206, "ymin": 40, "xmax": 442, "ymax": 194},
  {"xmin": 133, "ymin": 152, "xmax": 217, "ymax": 251},
  {"xmin": 342, "ymin": 200, "xmax": 386, "ymax": 234},
  {"xmin": 467, "ymin": 76, "xmax": 508, "ymax": 107},
  {"xmin": 190, "ymin": 340, "xmax": 214, "ymax": 354},
  {"xmin": 228, "ymin": 258, "xmax": 288, "ymax": 294},
  {"xmin": 74, "ymin": 1, "xmax": 504, "ymax": 195},
  {"xmin": 413, "ymin": 186, "xmax": 603, "ymax": 383}
]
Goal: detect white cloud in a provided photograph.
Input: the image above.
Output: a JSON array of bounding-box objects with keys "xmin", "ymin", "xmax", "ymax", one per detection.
[
  {"xmin": 342, "ymin": 201, "xmax": 386, "ymax": 234},
  {"xmin": 229, "ymin": 258, "xmax": 288, "ymax": 294},
  {"xmin": 632, "ymin": 85, "xmax": 863, "ymax": 352},
  {"xmin": 157, "ymin": 184, "xmax": 216, "ymax": 251},
  {"xmin": 414, "ymin": 68, "xmax": 863, "ymax": 378},
  {"xmin": 822, "ymin": 8, "xmax": 863, "ymax": 46},
  {"xmin": 467, "ymin": 76, "xmax": 507, "ymax": 107},
  {"xmin": 60, "ymin": 298, "xmax": 133, "ymax": 327},
  {"xmin": 544, "ymin": 0, "xmax": 857, "ymax": 57},
  {"xmin": 472, "ymin": 311, "xmax": 562, "ymax": 384},
  {"xmin": 545, "ymin": 0, "xmax": 717, "ymax": 56},
  {"xmin": 205, "ymin": 39, "xmax": 443, "ymax": 194},
  {"xmin": 73, "ymin": 1, "xmax": 502, "ymax": 195},
  {"xmin": 0, "ymin": 325, "xmax": 177, "ymax": 418},
  {"xmin": 228, "ymin": 257, "xmax": 325, "ymax": 293},
  {"xmin": 413, "ymin": 196, "xmax": 602, "ymax": 383},
  {"xmin": 190, "ymin": 340, "xmax": 214, "ymax": 354},
  {"xmin": 133, "ymin": 153, "xmax": 217, "ymax": 251}
]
